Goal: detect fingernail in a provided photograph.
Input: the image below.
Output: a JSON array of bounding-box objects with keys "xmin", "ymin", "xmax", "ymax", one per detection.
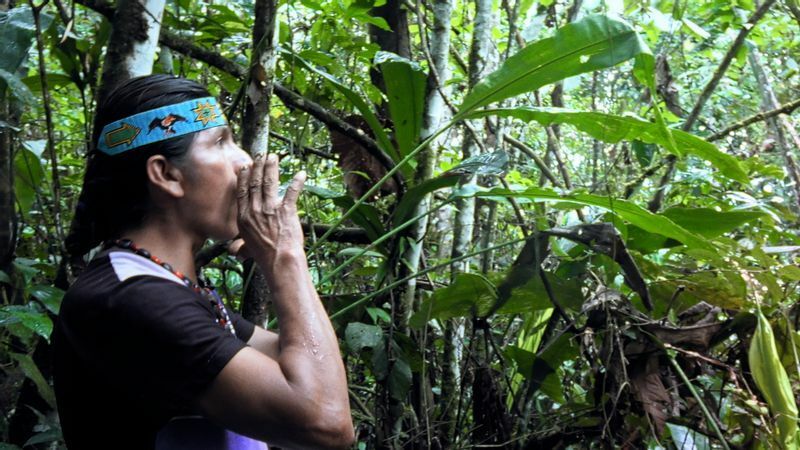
[
  {"xmin": 297, "ymin": 170, "xmax": 307, "ymax": 179},
  {"xmin": 268, "ymin": 153, "xmax": 278, "ymax": 162}
]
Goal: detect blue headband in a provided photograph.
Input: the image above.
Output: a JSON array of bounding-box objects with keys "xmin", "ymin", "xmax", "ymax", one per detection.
[{"xmin": 96, "ymin": 97, "xmax": 228, "ymax": 155}]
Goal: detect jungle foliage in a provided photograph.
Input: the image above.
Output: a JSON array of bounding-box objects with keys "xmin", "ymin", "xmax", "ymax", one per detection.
[{"xmin": 1, "ymin": 0, "xmax": 800, "ymax": 448}]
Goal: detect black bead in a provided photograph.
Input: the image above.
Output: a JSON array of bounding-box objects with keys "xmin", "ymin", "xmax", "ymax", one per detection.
[
  {"xmin": 162, "ymin": 263, "xmax": 173, "ymax": 272},
  {"xmin": 118, "ymin": 239, "xmax": 132, "ymax": 249},
  {"xmin": 139, "ymin": 249, "xmax": 151, "ymax": 258}
]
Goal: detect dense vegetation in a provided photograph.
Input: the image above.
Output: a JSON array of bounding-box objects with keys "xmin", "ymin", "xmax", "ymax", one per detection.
[{"xmin": 2, "ymin": 0, "xmax": 800, "ymax": 448}]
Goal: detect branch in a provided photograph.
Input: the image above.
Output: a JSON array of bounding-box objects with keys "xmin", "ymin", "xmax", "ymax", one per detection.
[
  {"xmin": 503, "ymin": 134, "xmax": 561, "ymax": 187},
  {"xmin": 707, "ymin": 97, "xmax": 800, "ymax": 141},
  {"xmin": 648, "ymin": 0, "xmax": 777, "ymax": 212},
  {"xmin": 682, "ymin": 0, "xmax": 777, "ymax": 132}
]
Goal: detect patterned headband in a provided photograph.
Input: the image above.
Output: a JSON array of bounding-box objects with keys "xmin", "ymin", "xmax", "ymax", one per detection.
[{"xmin": 96, "ymin": 97, "xmax": 228, "ymax": 155}]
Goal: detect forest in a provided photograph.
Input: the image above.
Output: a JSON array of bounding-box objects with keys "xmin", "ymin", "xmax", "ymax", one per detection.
[{"xmin": 1, "ymin": 0, "xmax": 800, "ymax": 447}]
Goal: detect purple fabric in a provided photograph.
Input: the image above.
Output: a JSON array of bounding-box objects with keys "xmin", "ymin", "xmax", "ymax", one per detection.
[{"xmin": 155, "ymin": 417, "xmax": 268, "ymax": 450}]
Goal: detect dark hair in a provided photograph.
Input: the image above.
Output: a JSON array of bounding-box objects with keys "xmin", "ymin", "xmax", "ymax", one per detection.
[{"xmin": 65, "ymin": 75, "xmax": 211, "ymax": 258}]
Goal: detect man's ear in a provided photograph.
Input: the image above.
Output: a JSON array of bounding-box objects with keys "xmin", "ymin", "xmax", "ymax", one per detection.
[{"xmin": 145, "ymin": 154, "xmax": 185, "ymax": 199}]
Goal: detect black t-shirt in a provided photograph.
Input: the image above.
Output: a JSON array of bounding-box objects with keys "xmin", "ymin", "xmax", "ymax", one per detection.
[{"xmin": 53, "ymin": 250, "xmax": 260, "ymax": 449}]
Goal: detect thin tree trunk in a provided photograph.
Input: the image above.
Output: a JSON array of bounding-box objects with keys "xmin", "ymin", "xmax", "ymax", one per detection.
[
  {"xmin": 241, "ymin": 0, "xmax": 278, "ymax": 327},
  {"xmin": 0, "ymin": 0, "xmax": 11, "ymax": 274},
  {"xmin": 95, "ymin": 0, "xmax": 166, "ymax": 107},
  {"xmin": 400, "ymin": 2, "xmax": 453, "ymax": 446},
  {"xmin": 400, "ymin": 0, "xmax": 453, "ymax": 331},
  {"xmin": 0, "ymin": 101, "xmax": 14, "ymax": 275},
  {"xmin": 747, "ymin": 46, "xmax": 800, "ymax": 211},
  {"xmin": 440, "ymin": 0, "xmax": 494, "ymax": 446}
]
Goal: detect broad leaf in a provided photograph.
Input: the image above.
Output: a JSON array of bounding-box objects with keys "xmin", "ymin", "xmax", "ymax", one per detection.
[
  {"xmin": 391, "ymin": 174, "xmax": 459, "ymax": 227},
  {"xmin": 0, "ymin": 6, "xmax": 53, "ymax": 74},
  {"xmin": 410, "ymin": 273, "xmax": 497, "ymax": 328},
  {"xmin": 10, "ymin": 353, "xmax": 56, "ymax": 410},
  {"xmin": 661, "ymin": 207, "xmax": 765, "ymax": 238},
  {"xmin": 0, "ymin": 304, "xmax": 52, "ymax": 341},
  {"xmin": 456, "ymin": 15, "xmax": 651, "ymax": 117},
  {"xmin": 469, "ymin": 107, "xmax": 748, "ymax": 183},
  {"xmin": 28, "ymin": 284, "xmax": 64, "ymax": 314},
  {"xmin": 376, "ymin": 51, "xmax": 426, "ymax": 159},
  {"xmin": 470, "ymin": 187, "xmax": 713, "ymax": 250},
  {"xmin": 749, "ymin": 310, "xmax": 800, "ymax": 449},
  {"xmin": 345, "ymin": 322, "xmax": 383, "ymax": 353}
]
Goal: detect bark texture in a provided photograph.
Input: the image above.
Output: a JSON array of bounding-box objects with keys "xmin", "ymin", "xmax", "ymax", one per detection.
[
  {"xmin": 240, "ymin": 0, "xmax": 279, "ymax": 327},
  {"xmin": 95, "ymin": 0, "xmax": 165, "ymax": 107}
]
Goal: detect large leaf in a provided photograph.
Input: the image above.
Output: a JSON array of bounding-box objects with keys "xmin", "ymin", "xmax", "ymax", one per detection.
[
  {"xmin": 749, "ymin": 309, "xmax": 800, "ymax": 448},
  {"xmin": 456, "ymin": 15, "xmax": 651, "ymax": 117},
  {"xmin": 10, "ymin": 353, "xmax": 56, "ymax": 410},
  {"xmin": 345, "ymin": 322, "xmax": 383, "ymax": 353},
  {"xmin": 279, "ymin": 48, "xmax": 400, "ymax": 164},
  {"xmin": 376, "ymin": 51, "xmax": 426, "ymax": 159},
  {"xmin": 14, "ymin": 145, "xmax": 45, "ymax": 215},
  {"xmin": 0, "ymin": 6, "xmax": 53, "ymax": 74},
  {"xmin": 0, "ymin": 6, "xmax": 52, "ymax": 101},
  {"xmin": 661, "ymin": 207, "xmax": 765, "ymax": 238},
  {"xmin": 409, "ymin": 273, "xmax": 497, "ymax": 328},
  {"xmin": 470, "ymin": 187, "xmax": 713, "ymax": 250},
  {"xmin": 468, "ymin": 107, "xmax": 748, "ymax": 184},
  {"xmin": 391, "ymin": 150, "xmax": 509, "ymax": 227},
  {"xmin": 391, "ymin": 174, "xmax": 459, "ymax": 227},
  {"xmin": 0, "ymin": 304, "xmax": 52, "ymax": 341}
]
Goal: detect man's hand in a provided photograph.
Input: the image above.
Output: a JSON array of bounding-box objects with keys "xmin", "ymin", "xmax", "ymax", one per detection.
[{"xmin": 235, "ymin": 153, "xmax": 307, "ymax": 271}]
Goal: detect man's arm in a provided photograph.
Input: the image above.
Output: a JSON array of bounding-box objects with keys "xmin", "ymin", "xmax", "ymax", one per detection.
[
  {"xmin": 198, "ymin": 154, "xmax": 354, "ymax": 449},
  {"xmin": 247, "ymin": 326, "xmax": 279, "ymax": 360}
]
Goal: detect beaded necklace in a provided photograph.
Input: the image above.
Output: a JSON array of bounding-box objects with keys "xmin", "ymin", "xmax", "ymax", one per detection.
[{"xmin": 105, "ymin": 239, "xmax": 236, "ymax": 336}]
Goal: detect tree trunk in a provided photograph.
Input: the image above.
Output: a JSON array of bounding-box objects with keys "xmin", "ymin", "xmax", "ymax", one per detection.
[
  {"xmin": 95, "ymin": 0, "xmax": 166, "ymax": 107},
  {"xmin": 0, "ymin": 98, "xmax": 15, "ymax": 274},
  {"xmin": 747, "ymin": 46, "xmax": 800, "ymax": 211},
  {"xmin": 399, "ymin": 0, "xmax": 454, "ymax": 446},
  {"xmin": 240, "ymin": 0, "xmax": 279, "ymax": 327},
  {"xmin": 368, "ymin": 0, "xmax": 411, "ymax": 96},
  {"xmin": 440, "ymin": 0, "xmax": 495, "ymax": 446}
]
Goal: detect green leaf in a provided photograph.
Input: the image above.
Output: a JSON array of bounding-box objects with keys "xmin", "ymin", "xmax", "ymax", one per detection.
[
  {"xmin": 0, "ymin": 68, "xmax": 35, "ymax": 104},
  {"xmin": 470, "ymin": 187, "xmax": 713, "ymax": 250},
  {"xmin": 749, "ymin": 310, "xmax": 799, "ymax": 449},
  {"xmin": 661, "ymin": 207, "xmax": 765, "ymax": 238},
  {"xmin": 388, "ymin": 358, "xmax": 412, "ymax": 401},
  {"xmin": 468, "ymin": 107, "xmax": 748, "ymax": 184},
  {"xmin": 0, "ymin": 6, "xmax": 53, "ymax": 75},
  {"xmin": 445, "ymin": 150, "xmax": 509, "ymax": 176},
  {"xmin": 666, "ymin": 422, "xmax": 710, "ymax": 450},
  {"xmin": 14, "ymin": 145, "xmax": 45, "ymax": 215},
  {"xmin": 0, "ymin": 304, "xmax": 52, "ymax": 341},
  {"xmin": 457, "ymin": 15, "xmax": 651, "ymax": 117},
  {"xmin": 778, "ymin": 265, "xmax": 800, "ymax": 282},
  {"xmin": 410, "ymin": 273, "xmax": 497, "ymax": 328},
  {"xmin": 391, "ymin": 175, "xmax": 459, "ymax": 226},
  {"xmin": 28, "ymin": 284, "xmax": 64, "ymax": 314},
  {"xmin": 505, "ymin": 331, "xmax": 578, "ymax": 403},
  {"xmin": 375, "ymin": 51, "xmax": 426, "ymax": 159},
  {"xmin": 10, "ymin": 352, "xmax": 56, "ymax": 410},
  {"xmin": 497, "ymin": 273, "xmax": 582, "ymax": 315},
  {"xmin": 279, "ymin": 48, "xmax": 400, "ymax": 164},
  {"xmin": 345, "ymin": 322, "xmax": 384, "ymax": 353}
]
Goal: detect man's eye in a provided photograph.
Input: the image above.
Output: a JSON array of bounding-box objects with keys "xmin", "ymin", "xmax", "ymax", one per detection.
[{"xmin": 216, "ymin": 137, "xmax": 225, "ymax": 146}]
